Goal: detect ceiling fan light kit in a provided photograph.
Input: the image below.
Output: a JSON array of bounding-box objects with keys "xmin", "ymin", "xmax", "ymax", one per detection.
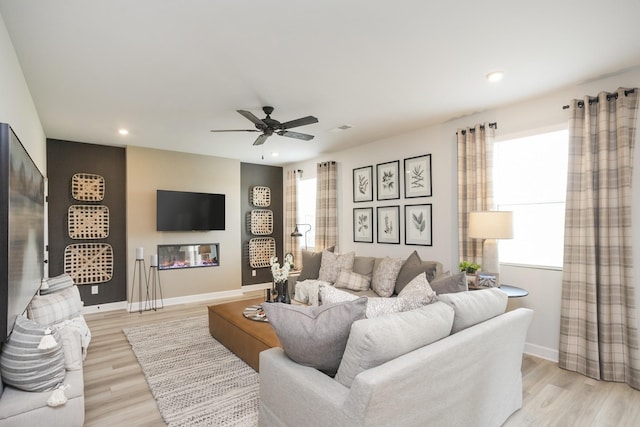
[{"xmin": 211, "ymin": 106, "xmax": 318, "ymax": 146}]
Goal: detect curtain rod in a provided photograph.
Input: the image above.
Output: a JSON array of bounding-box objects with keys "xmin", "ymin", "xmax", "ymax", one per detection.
[
  {"xmin": 562, "ymin": 88, "xmax": 636, "ymax": 110},
  {"xmin": 456, "ymin": 122, "xmax": 497, "ymax": 136}
]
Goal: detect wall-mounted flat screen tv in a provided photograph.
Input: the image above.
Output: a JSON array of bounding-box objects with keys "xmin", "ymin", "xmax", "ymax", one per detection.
[
  {"xmin": 156, "ymin": 190, "xmax": 225, "ymax": 231},
  {"xmin": 0, "ymin": 123, "xmax": 45, "ymax": 341}
]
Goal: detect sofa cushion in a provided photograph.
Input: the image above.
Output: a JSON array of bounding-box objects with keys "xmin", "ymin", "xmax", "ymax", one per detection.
[
  {"xmin": 318, "ymin": 250, "xmax": 355, "ymax": 283},
  {"xmin": 335, "ymin": 302, "xmax": 455, "ymax": 387},
  {"xmin": 371, "ymin": 256, "xmax": 404, "ymax": 297},
  {"xmin": 262, "ymin": 298, "xmax": 367, "ymax": 376},
  {"xmin": 430, "ymin": 271, "xmax": 468, "ymax": 295},
  {"xmin": 0, "ymin": 315, "xmax": 65, "ymax": 392},
  {"xmin": 398, "ymin": 272, "xmax": 438, "ymax": 310},
  {"xmin": 438, "ymin": 288, "xmax": 508, "ymax": 333},
  {"xmin": 39, "ymin": 273, "xmax": 75, "ymax": 295},
  {"xmin": 319, "ymin": 285, "xmax": 410, "ymax": 319},
  {"xmin": 334, "ymin": 269, "xmax": 370, "ymax": 292},
  {"xmin": 395, "ymin": 250, "xmax": 441, "ymax": 294},
  {"xmin": 352, "ymin": 256, "xmax": 376, "ymax": 278},
  {"xmin": 27, "ymin": 285, "xmax": 83, "ymax": 326},
  {"xmin": 298, "ymin": 247, "xmax": 334, "ymax": 281}
]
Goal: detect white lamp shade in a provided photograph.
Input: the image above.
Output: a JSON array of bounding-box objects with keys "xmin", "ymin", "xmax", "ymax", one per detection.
[{"xmin": 468, "ymin": 211, "xmax": 513, "ymax": 239}]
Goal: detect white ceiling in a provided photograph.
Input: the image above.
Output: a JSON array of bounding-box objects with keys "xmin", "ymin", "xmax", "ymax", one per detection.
[{"xmin": 1, "ymin": 1, "xmax": 640, "ymax": 165}]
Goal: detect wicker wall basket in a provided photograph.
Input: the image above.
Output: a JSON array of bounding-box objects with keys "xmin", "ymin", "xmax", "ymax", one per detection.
[
  {"xmin": 251, "ymin": 186, "xmax": 271, "ymax": 207},
  {"xmin": 71, "ymin": 172, "xmax": 105, "ymax": 202},
  {"xmin": 249, "ymin": 237, "xmax": 276, "ymax": 268},
  {"xmin": 68, "ymin": 205, "xmax": 109, "ymax": 239},
  {"xmin": 64, "ymin": 243, "xmax": 114, "ymax": 284},
  {"xmin": 250, "ymin": 209, "xmax": 273, "ymax": 235}
]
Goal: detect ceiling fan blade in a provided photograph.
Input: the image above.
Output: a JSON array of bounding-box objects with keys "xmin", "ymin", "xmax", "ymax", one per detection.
[
  {"xmin": 277, "ymin": 130, "xmax": 315, "ymax": 141},
  {"xmin": 210, "ymin": 129, "xmax": 260, "ymax": 133},
  {"xmin": 280, "ymin": 116, "xmax": 318, "ymax": 130},
  {"xmin": 237, "ymin": 110, "xmax": 266, "ymax": 126},
  {"xmin": 253, "ymin": 134, "xmax": 270, "ymax": 146}
]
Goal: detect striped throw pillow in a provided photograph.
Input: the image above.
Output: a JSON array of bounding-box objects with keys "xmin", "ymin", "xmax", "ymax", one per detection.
[
  {"xmin": 334, "ymin": 270, "xmax": 371, "ymax": 291},
  {"xmin": 0, "ymin": 315, "xmax": 65, "ymax": 392}
]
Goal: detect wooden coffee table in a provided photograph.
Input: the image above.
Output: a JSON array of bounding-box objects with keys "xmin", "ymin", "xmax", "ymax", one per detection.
[{"xmin": 208, "ymin": 297, "xmax": 281, "ymax": 371}]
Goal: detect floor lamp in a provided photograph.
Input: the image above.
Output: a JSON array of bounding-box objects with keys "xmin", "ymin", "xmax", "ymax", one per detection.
[
  {"xmin": 468, "ymin": 211, "xmax": 513, "ymax": 274},
  {"xmin": 291, "ymin": 223, "xmax": 312, "ymax": 250}
]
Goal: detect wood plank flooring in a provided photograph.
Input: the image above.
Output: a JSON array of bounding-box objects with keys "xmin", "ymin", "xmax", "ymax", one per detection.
[{"xmin": 83, "ymin": 294, "xmax": 640, "ymax": 426}]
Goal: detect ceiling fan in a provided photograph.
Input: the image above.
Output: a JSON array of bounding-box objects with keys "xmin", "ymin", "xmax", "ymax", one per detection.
[{"xmin": 210, "ymin": 106, "xmax": 318, "ymax": 146}]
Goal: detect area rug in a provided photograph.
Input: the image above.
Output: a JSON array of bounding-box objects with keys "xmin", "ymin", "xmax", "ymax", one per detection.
[{"xmin": 123, "ymin": 315, "xmax": 259, "ymax": 427}]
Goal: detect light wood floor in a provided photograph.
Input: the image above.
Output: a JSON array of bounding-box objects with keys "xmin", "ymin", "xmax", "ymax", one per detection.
[{"xmin": 83, "ymin": 294, "xmax": 640, "ymax": 427}]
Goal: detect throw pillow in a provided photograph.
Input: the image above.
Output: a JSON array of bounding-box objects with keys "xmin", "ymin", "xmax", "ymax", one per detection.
[
  {"xmin": 334, "ymin": 270, "xmax": 371, "ymax": 292},
  {"xmin": 318, "ymin": 250, "xmax": 355, "ymax": 283},
  {"xmin": 430, "ymin": 272, "xmax": 468, "ymax": 295},
  {"xmin": 27, "ymin": 285, "xmax": 83, "ymax": 326},
  {"xmin": 438, "ymin": 288, "xmax": 508, "ymax": 333},
  {"xmin": 335, "ymin": 302, "xmax": 455, "ymax": 387},
  {"xmin": 0, "ymin": 315, "xmax": 65, "ymax": 392},
  {"xmin": 262, "ymin": 298, "xmax": 367, "ymax": 376},
  {"xmin": 54, "ymin": 323, "xmax": 83, "ymax": 370},
  {"xmin": 298, "ymin": 247, "xmax": 334, "ymax": 281},
  {"xmin": 371, "ymin": 256, "xmax": 404, "ymax": 297},
  {"xmin": 398, "ymin": 272, "xmax": 438, "ymax": 310},
  {"xmin": 39, "ymin": 273, "xmax": 74, "ymax": 295},
  {"xmin": 394, "ymin": 250, "xmax": 441, "ymax": 294},
  {"xmin": 319, "ymin": 285, "xmax": 410, "ymax": 319}
]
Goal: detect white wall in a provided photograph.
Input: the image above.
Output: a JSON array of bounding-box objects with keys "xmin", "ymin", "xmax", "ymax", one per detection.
[
  {"xmin": 286, "ymin": 67, "xmax": 640, "ymax": 362},
  {"xmin": 0, "ymin": 12, "xmax": 45, "ymax": 172}
]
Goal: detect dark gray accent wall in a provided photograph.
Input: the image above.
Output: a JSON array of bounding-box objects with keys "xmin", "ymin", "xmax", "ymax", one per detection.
[
  {"xmin": 241, "ymin": 162, "xmax": 283, "ymax": 285},
  {"xmin": 46, "ymin": 139, "xmax": 127, "ymax": 305}
]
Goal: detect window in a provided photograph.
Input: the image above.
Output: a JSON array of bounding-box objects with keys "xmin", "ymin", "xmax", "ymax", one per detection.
[
  {"xmin": 297, "ymin": 178, "xmax": 316, "ymax": 250},
  {"xmin": 493, "ymin": 129, "xmax": 568, "ymax": 268}
]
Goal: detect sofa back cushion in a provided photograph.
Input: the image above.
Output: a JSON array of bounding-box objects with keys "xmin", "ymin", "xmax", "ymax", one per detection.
[
  {"xmin": 298, "ymin": 247, "xmax": 334, "ymax": 281},
  {"xmin": 262, "ymin": 297, "xmax": 367, "ymax": 376},
  {"xmin": 352, "ymin": 256, "xmax": 376, "ymax": 278},
  {"xmin": 438, "ymin": 288, "xmax": 508, "ymax": 333},
  {"xmin": 335, "ymin": 302, "xmax": 455, "ymax": 387}
]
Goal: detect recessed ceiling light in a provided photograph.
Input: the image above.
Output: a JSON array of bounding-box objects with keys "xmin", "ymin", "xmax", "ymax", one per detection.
[
  {"xmin": 330, "ymin": 124, "xmax": 353, "ymax": 132},
  {"xmin": 271, "ymin": 152, "xmax": 279, "ymax": 157},
  {"xmin": 118, "ymin": 129, "xmax": 129, "ymax": 135},
  {"xmin": 486, "ymin": 71, "xmax": 504, "ymax": 82}
]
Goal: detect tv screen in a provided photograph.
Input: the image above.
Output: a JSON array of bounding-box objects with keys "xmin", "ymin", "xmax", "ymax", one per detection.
[
  {"xmin": 156, "ymin": 190, "xmax": 225, "ymax": 231},
  {"xmin": 0, "ymin": 123, "xmax": 45, "ymax": 341}
]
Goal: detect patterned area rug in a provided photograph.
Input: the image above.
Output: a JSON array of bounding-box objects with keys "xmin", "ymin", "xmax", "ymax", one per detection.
[{"xmin": 123, "ymin": 315, "xmax": 259, "ymax": 427}]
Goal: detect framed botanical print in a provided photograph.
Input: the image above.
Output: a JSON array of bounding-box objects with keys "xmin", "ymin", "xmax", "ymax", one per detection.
[
  {"xmin": 404, "ymin": 154, "xmax": 432, "ymax": 198},
  {"xmin": 353, "ymin": 165, "xmax": 373, "ymax": 202},
  {"xmin": 353, "ymin": 207, "xmax": 373, "ymax": 243},
  {"xmin": 404, "ymin": 204, "xmax": 432, "ymax": 246},
  {"xmin": 376, "ymin": 205, "xmax": 400, "ymax": 244},
  {"xmin": 376, "ymin": 160, "xmax": 400, "ymax": 200}
]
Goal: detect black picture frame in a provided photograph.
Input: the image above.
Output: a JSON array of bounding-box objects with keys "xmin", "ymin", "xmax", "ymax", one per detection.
[
  {"xmin": 353, "ymin": 165, "xmax": 373, "ymax": 202},
  {"xmin": 376, "ymin": 205, "xmax": 400, "ymax": 244},
  {"xmin": 353, "ymin": 207, "xmax": 374, "ymax": 243},
  {"xmin": 404, "ymin": 204, "xmax": 433, "ymax": 246},
  {"xmin": 404, "ymin": 154, "xmax": 432, "ymax": 198},
  {"xmin": 376, "ymin": 160, "xmax": 400, "ymax": 200}
]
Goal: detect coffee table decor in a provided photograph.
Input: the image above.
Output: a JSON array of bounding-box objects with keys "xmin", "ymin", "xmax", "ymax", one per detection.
[{"xmin": 243, "ymin": 304, "xmax": 268, "ymax": 322}]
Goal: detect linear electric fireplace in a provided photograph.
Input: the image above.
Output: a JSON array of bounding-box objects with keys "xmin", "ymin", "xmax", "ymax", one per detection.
[{"xmin": 157, "ymin": 243, "xmax": 219, "ymax": 270}]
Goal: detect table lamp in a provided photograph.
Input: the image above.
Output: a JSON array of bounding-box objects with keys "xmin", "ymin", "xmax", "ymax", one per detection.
[{"xmin": 468, "ymin": 211, "xmax": 513, "ymax": 274}]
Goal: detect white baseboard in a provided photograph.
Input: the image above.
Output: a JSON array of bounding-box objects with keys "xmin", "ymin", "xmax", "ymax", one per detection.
[
  {"xmin": 524, "ymin": 342, "xmax": 559, "ymax": 363},
  {"xmin": 82, "ymin": 285, "xmax": 269, "ymax": 315}
]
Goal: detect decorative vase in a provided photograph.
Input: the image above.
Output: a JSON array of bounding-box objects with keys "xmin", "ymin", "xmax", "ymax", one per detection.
[
  {"xmin": 282, "ymin": 281, "xmax": 291, "ymax": 304},
  {"xmin": 274, "ymin": 280, "xmax": 285, "ymax": 303}
]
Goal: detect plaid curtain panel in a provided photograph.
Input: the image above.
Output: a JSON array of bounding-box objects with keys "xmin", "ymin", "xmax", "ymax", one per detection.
[
  {"xmin": 457, "ymin": 123, "xmax": 495, "ymax": 266},
  {"xmin": 559, "ymin": 87, "xmax": 640, "ymax": 390},
  {"xmin": 285, "ymin": 170, "xmax": 301, "ymax": 267},
  {"xmin": 315, "ymin": 161, "xmax": 338, "ymax": 250}
]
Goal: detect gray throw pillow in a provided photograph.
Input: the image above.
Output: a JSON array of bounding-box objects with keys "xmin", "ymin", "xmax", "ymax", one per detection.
[
  {"xmin": 335, "ymin": 302, "xmax": 455, "ymax": 387},
  {"xmin": 298, "ymin": 247, "xmax": 334, "ymax": 281},
  {"xmin": 262, "ymin": 298, "xmax": 367, "ymax": 376},
  {"xmin": 0, "ymin": 315, "xmax": 65, "ymax": 392},
  {"xmin": 395, "ymin": 250, "xmax": 440, "ymax": 294},
  {"xmin": 430, "ymin": 271, "xmax": 468, "ymax": 295}
]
